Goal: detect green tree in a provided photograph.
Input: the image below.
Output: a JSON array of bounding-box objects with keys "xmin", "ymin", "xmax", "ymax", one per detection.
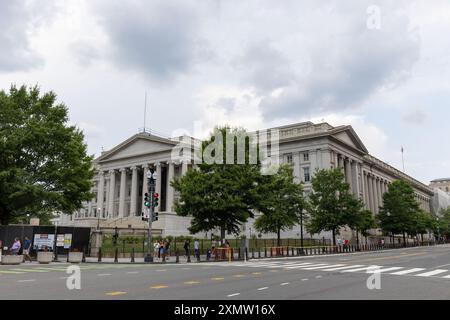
[
  {"xmin": 378, "ymin": 180, "xmax": 420, "ymax": 246},
  {"xmin": 253, "ymin": 165, "xmax": 305, "ymax": 246},
  {"xmin": 307, "ymin": 168, "xmax": 358, "ymax": 246},
  {"xmin": 0, "ymin": 85, "xmax": 94, "ymax": 224},
  {"xmin": 412, "ymin": 210, "xmax": 434, "ymax": 244},
  {"xmin": 172, "ymin": 127, "xmax": 263, "ymax": 241},
  {"xmin": 348, "ymin": 208, "xmax": 377, "ymax": 246}
]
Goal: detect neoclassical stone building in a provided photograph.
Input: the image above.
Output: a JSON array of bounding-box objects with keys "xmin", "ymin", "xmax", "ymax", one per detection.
[{"xmin": 60, "ymin": 121, "xmax": 434, "ymax": 240}]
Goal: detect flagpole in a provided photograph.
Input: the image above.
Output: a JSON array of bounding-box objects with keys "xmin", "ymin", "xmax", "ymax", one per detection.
[{"xmin": 401, "ymin": 146, "xmax": 405, "ymax": 172}]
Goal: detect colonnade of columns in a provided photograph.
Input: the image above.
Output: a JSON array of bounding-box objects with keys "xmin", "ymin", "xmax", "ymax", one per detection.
[{"xmin": 82, "ymin": 160, "xmax": 191, "ymax": 219}]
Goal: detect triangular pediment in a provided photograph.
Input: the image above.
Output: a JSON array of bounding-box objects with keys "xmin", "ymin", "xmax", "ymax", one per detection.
[
  {"xmin": 96, "ymin": 134, "xmax": 177, "ymax": 162},
  {"xmin": 330, "ymin": 126, "xmax": 368, "ymax": 154}
]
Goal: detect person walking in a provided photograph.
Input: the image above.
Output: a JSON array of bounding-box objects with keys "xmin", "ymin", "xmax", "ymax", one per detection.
[
  {"xmin": 165, "ymin": 239, "xmax": 171, "ymax": 261},
  {"xmin": 23, "ymin": 237, "xmax": 32, "ymax": 262},
  {"xmin": 194, "ymin": 239, "xmax": 199, "ymax": 259},
  {"xmin": 11, "ymin": 238, "xmax": 21, "ymax": 255},
  {"xmin": 154, "ymin": 240, "xmax": 160, "ymax": 260}
]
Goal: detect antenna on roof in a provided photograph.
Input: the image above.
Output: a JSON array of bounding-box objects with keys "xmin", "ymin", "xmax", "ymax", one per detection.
[
  {"xmin": 401, "ymin": 146, "xmax": 405, "ymax": 172},
  {"xmin": 140, "ymin": 91, "xmax": 151, "ymax": 134}
]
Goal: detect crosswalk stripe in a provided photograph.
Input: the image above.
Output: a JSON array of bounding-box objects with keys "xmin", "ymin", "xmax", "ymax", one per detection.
[
  {"xmin": 366, "ymin": 267, "xmax": 404, "ymax": 274},
  {"xmin": 390, "ymin": 268, "xmax": 426, "ymax": 275},
  {"xmin": 443, "ymin": 275, "xmax": 450, "ymax": 279},
  {"xmin": 341, "ymin": 266, "xmax": 381, "ymax": 273},
  {"xmin": 415, "ymin": 269, "xmax": 448, "ymax": 277},
  {"xmin": 271, "ymin": 262, "xmax": 314, "ymax": 268},
  {"xmin": 302, "ymin": 264, "xmax": 346, "ymax": 270},
  {"xmin": 285, "ymin": 263, "xmax": 329, "ymax": 270},
  {"xmin": 322, "ymin": 265, "xmax": 365, "ymax": 271}
]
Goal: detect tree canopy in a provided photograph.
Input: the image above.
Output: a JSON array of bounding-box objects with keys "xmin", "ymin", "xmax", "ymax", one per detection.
[
  {"xmin": 172, "ymin": 127, "xmax": 263, "ymax": 240},
  {"xmin": 307, "ymin": 168, "xmax": 361, "ymax": 245},
  {"xmin": 378, "ymin": 180, "xmax": 421, "ymax": 245},
  {"xmin": 0, "ymin": 85, "xmax": 94, "ymax": 224},
  {"xmin": 253, "ymin": 165, "xmax": 305, "ymax": 245}
]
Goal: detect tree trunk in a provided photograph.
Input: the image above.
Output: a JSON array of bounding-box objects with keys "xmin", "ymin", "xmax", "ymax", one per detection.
[
  {"xmin": 421, "ymin": 233, "xmax": 424, "ymax": 246},
  {"xmin": 403, "ymin": 232, "xmax": 406, "ymax": 247},
  {"xmin": 356, "ymin": 230, "xmax": 360, "ymax": 247},
  {"xmin": 332, "ymin": 229, "xmax": 336, "ymax": 246},
  {"xmin": 277, "ymin": 228, "xmax": 281, "ymax": 247},
  {"xmin": 220, "ymin": 227, "xmax": 226, "ymax": 244}
]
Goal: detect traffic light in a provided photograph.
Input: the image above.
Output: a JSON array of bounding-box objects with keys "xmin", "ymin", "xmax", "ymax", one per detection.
[
  {"xmin": 152, "ymin": 212, "xmax": 159, "ymax": 222},
  {"xmin": 153, "ymin": 192, "xmax": 159, "ymax": 208},
  {"xmin": 144, "ymin": 193, "xmax": 150, "ymax": 208}
]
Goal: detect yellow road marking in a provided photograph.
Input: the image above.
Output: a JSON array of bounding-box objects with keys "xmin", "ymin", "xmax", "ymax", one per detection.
[
  {"xmin": 233, "ymin": 274, "xmax": 245, "ymax": 278},
  {"xmin": 184, "ymin": 281, "xmax": 200, "ymax": 285},
  {"xmin": 252, "ymin": 272, "xmax": 262, "ymax": 275},
  {"xmin": 150, "ymin": 285, "xmax": 168, "ymax": 289},
  {"xmin": 270, "ymin": 270, "xmax": 279, "ymax": 273},
  {"xmin": 106, "ymin": 291, "xmax": 127, "ymax": 296},
  {"xmin": 211, "ymin": 277, "xmax": 224, "ymax": 281}
]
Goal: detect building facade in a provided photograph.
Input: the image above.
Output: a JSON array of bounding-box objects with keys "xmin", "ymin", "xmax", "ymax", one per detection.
[
  {"xmin": 429, "ymin": 178, "xmax": 450, "ymax": 215},
  {"xmin": 60, "ymin": 121, "xmax": 434, "ymax": 241},
  {"xmin": 430, "ymin": 178, "xmax": 450, "ymax": 194}
]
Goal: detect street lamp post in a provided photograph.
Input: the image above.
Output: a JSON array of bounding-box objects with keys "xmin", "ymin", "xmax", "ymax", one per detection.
[
  {"xmin": 97, "ymin": 208, "xmax": 101, "ymax": 230},
  {"xmin": 53, "ymin": 217, "xmax": 59, "ymax": 262},
  {"xmin": 144, "ymin": 168, "xmax": 157, "ymax": 263}
]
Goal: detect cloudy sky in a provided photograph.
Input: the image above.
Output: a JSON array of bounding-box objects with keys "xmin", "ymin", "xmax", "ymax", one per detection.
[{"xmin": 1, "ymin": 0, "xmax": 449, "ymax": 184}]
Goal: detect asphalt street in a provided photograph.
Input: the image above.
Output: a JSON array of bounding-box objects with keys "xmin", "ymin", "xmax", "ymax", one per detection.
[{"xmin": 0, "ymin": 244, "xmax": 449, "ymax": 300}]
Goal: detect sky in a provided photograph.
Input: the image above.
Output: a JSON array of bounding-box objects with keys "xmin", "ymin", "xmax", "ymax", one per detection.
[{"xmin": 1, "ymin": 0, "xmax": 449, "ymax": 184}]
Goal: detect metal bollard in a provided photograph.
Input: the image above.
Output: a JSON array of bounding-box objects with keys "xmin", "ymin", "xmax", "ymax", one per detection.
[
  {"xmin": 197, "ymin": 251, "xmax": 200, "ymax": 262},
  {"xmin": 98, "ymin": 248, "xmax": 102, "ymax": 262},
  {"xmin": 238, "ymin": 247, "xmax": 241, "ymax": 260},
  {"xmin": 252, "ymin": 248, "xmax": 255, "ymax": 259},
  {"xmin": 176, "ymin": 250, "xmax": 179, "ymax": 263},
  {"xmin": 114, "ymin": 247, "xmax": 119, "ymax": 263},
  {"xmin": 245, "ymin": 248, "xmax": 248, "ymax": 261},
  {"xmin": 264, "ymin": 247, "xmax": 267, "ymax": 258},
  {"xmin": 131, "ymin": 248, "xmax": 135, "ymax": 263},
  {"xmin": 258, "ymin": 248, "xmax": 261, "ymax": 259}
]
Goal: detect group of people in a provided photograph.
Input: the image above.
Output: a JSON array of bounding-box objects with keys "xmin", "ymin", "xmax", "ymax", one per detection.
[
  {"xmin": 1, "ymin": 237, "xmax": 33, "ymax": 262},
  {"xmin": 153, "ymin": 239, "xmax": 171, "ymax": 261},
  {"xmin": 336, "ymin": 238, "xmax": 350, "ymax": 247},
  {"xmin": 182, "ymin": 239, "xmax": 232, "ymax": 260}
]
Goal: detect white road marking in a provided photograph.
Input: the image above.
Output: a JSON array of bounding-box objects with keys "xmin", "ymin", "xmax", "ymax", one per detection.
[
  {"xmin": 301, "ymin": 278, "xmax": 309, "ymax": 281},
  {"xmin": 315, "ymin": 275, "xmax": 323, "ymax": 279},
  {"xmin": 257, "ymin": 287, "xmax": 269, "ymax": 291},
  {"xmin": 286, "ymin": 263, "xmax": 329, "ymax": 270},
  {"xmin": 415, "ymin": 269, "xmax": 448, "ymax": 277},
  {"xmin": 97, "ymin": 273, "xmax": 112, "ymax": 276},
  {"xmin": 390, "ymin": 268, "xmax": 426, "ymax": 275},
  {"xmin": 126, "ymin": 271, "xmax": 139, "ymax": 274},
  {"xmin": 341, "ymin": 266, "xmax": 382, "ymax": 273},
  {"xmin": 280, "ymin": 282, "xmax": 290, "ymax": 286},
  {"xmin": 18, "ymin": 279, "xmax": 36, "ymax": 283},
  {"xmin": 227, "ymin": 293, "xmax": 240, "ymax": 297},
  {"xmin": 443, "ymin": 275, "xmax": 450, "ymax": 279},
  {"xmin": 322, "ymin": 265, "xmax": 365, "ymax": 271},
  {"xmin": 156, "ymin": 270, "xmax": 167, "ymax": 272},
  {"xmin": 302, "ymin": 264, "xmax": 346, "ymax": 270},
  {"xmin": 366, "ymin": 267, "xmax": 404, "ymax": 274}
]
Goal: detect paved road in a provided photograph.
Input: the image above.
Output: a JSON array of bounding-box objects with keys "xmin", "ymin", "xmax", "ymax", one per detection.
[{"xmin": 0, "ymin": 245, "xmax": 449, "ymax": 300}]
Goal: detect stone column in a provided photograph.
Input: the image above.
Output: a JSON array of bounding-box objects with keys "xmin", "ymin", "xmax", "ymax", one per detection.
[
  {"xmin": 142, "ymin": 164, "xmax": 149, "ymax": 210},
  {"xmin": 155, "ymin": 162, "xmax": 162, "ymax": 211},
  {"xmin": 130, "ymin": 166, "xmax": 138, "ymax": 217},
  {"xmin": 362, "ymin": 171, "xmax": 368, "ymax": 209},
  {"xmin": 345, "ymin": 158, "xmax": 353, "ymax": 193},
  {"xmin": 351, "ymin": 161, "xmax": 360, "ymax": 197},
  {"xmin": 370, "ymin": 175, "xmax": 376, "ymax": 214},
  {"xmin": 108, "ymin": 170, "xmax": 116, "ymax": 218},
  {"xmin": 181, "ymin": 159, "xmax": 189, "ymax": 176},
  {"xmin": 97, "ymin": 172, "xmax": 105, "ymax": 216},
  {"xmin": 376, "ymin": 178, "xmax": 383, "ymax": 211},
  {"xmin": 118, "ymin": 168, "xmax": 127, "ymax": 218},
  {"xmin": 293, "ymin": 152, "xmax": 301, "ymax": 180},
  {"xmin": 166, "ymin": 161, "xmax": 175, "ymax": 212},
  {"xmin": 372, "ymin": 177, "xmax": 379, "ymax": 214}
]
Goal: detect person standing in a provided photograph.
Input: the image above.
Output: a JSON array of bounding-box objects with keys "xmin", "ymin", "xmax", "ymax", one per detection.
[
  {"xmin": 183, "ymin": 240, "xmax": 190, "ymax": 258},
  {"xmin": 154, "ymin": 241, "xmax": 160, "ymax": 260},
  {"xmin": 11, "ymin": 238, "xmax": 21, "ymax": 255},
  {"xmin": 23, "ymin": 237, "xmax": 32, "ymax": 262}
]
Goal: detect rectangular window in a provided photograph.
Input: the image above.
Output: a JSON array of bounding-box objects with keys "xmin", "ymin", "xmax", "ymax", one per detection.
[
  {"xmin": 303, "ymin": 152, "xmax": 309, "ymax": 162},
  {"xmin": 286, "ymin": 154, "xmax": 293, "ymax": 164},
  {"xmin": 304, "ymin": 167, "xmax": 311, "ymax": 182}
]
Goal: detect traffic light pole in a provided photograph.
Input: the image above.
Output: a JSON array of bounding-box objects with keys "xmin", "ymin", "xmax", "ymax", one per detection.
[{"xmin": 144, "ymin": 170, "xmax": 155, "ymax": 263}]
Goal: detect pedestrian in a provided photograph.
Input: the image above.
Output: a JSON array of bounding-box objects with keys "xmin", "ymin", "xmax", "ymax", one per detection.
[
  {"xmin": 158, "ymin": 240, "xmax": 164, "ymax": 259},
  {"xmin": 183, "ymin": 240, "xmax": 190, "ymax": 257},
  {"xmin": 23, "ymin": 237, "xmax": 32, "ymax": 262},
  {"xmin": 165, "ymin": 240, "xmax": 171, "ymax": 261},
  {"xmin": 11, "ymin": 238, "xmax": 21, "ymax": 255},
  {"xmin": 194, "ymin": 239, "xmax": 199, "ymax": 259},
  {"xmin": 154, "ymin": 241, "xmax": 160, "ymax": 260}
]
